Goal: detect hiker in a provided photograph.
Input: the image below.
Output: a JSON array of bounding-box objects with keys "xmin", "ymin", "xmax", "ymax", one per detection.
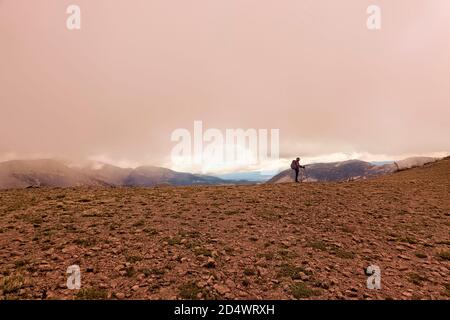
[{"xmin": 291, "ymin": 157, "xmax": 305, "ymax": 183}]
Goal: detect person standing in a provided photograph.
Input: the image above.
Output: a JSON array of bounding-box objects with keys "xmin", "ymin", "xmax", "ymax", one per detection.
[{"xmin": 290, "ymin": 157, "xmax": 305, "ymax": 183}]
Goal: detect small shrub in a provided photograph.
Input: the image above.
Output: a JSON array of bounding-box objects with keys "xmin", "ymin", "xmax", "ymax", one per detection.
[
  {"xmin": 291, "ymin": 282, "xmax": 317, "ymax": 299},
  {"xmin": 437, "ymin": 250, "xmax": 450, "ymax": 261},
  {"xmin": 414, "ymin": 252, "xmax": 427, "ymax": 259},
  {"xmin": 1, "ymin": 274, "xmax": 25, "ymax": 294},
  {"xmin": 244, "ymin": 268, "xmax": 256, "ymax": 276},
  {"xmin": 179, "ymin": 282, "xmax": 201, "ymax": 300},
  {"xmin": 307, "ymin": 241, "xmax": 327, "ymax": 251},
  {"xmin": 75, "ymin": 288, "xmax": 108, "ymax": 300},
  {"xmin": 408, "ymin": 273, "xmax": 427, "ymax": 286},
  {"xmin": 278, "ymin": 264, "xmax": 310, "ymax": 279},
  {"xmin": 193, "ymin": 248, "xmax": 212, "ymax": 257}
]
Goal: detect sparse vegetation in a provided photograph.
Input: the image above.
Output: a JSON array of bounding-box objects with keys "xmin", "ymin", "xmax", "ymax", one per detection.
[
  {"xmin": 75, "ymin": 288, "xmax": 108, "ymax": 300},
  {"xmin": 278, "ymin": 263, "xmax": 311, "ymax": 279},
  {"xmin": 132, "ymin": 220, "xmax": 145, "ymax": 227},
  {"xmin": 398, "ymin": 236, "xmax": 418, "ymax": 244},
  {"xmin": 14, "ymin": 260, "xmax": 28, "ymax": 268},
  {"xmin": 330, "ymin": 247, "xmax": 355, "ymax": 259},
  {"xmin": 290, "ymin": 282, "xmax": 317, "ymax": 299},
  {"xmin": 257, "ymin": 252, "xmax": 275, "ymax": 260},
  {"xmin": 1, "ymin": 274, "xmax": 26, "ymax": 294},
  {"xmin": 436, "ymin": 250, "xmax": 450, "ymax": 261},
  {"xmin": 193, "ymin": 248, "xmax": 212, "ymax": 257},
  {"xmin": 73, "ymin": 238, "xmax": 96, "ymax": 247},
  {"xmin": 141, "ymin": 268, "xmax": 165, "ymax": 277},
  {"xmin": 124, "ymin": 267, "xmax": 136, "ymax": 277},
  {"xmin": 408, "ymin": 273, "xmax": 427, "ymax": 286},
  {"xmin": 243, "ymin": 268, "xmax": 256, "ymax": 276},
  {"xmin": 126, "ymin": 255, "xmax": 143, "ymax": 263},
  {"xmin": 179, "ymin": 282, "xmax": 201, "ymax": 300},
  {"xmin": 307, "ymin": 241, "xmax": 327, "ymax": 251},
  {"xmin": 144, "ymin": 227, "xmax": 158, "ymax": 235},
  {"xmin": 415, "ymin": 252, "xmax": 427, "ymax": 259},
  {"xmin": 164, "ymin": 236, "xmax": 182, "ymax": 246}
]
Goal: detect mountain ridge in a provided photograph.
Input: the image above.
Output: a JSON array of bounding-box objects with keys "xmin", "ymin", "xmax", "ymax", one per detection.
[
  {"xmin": 0, "ymin": 159, "xmax": 232, "ymax": 189},
  {"xmin": 267, "ymin": 157, "xmax": 439, "ymax": 183},
  {"xmin": 0, "ymin": 156, "xmax": 442, "ymax": 189}
]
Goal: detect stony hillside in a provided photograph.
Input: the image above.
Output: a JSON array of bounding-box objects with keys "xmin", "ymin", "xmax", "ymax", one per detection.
[
  {"xmin": 0, "ymin": 159, "xmax": 448, "ymax": 300},
  {"xmin": 268, "ymin": 159, "xmax": 396, "ymax": 183},
  {"xmin": 267, "ymin": 157, "xmax": 439, "ymax": 183}
]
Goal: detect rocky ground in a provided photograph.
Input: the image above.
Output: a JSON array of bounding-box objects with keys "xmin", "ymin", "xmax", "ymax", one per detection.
[{"xmin": 0, "ymin": 159, "xmax": 449, "ymax": 300}]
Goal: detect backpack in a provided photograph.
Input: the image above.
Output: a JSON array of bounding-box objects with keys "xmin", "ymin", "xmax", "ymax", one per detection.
[{"xmin": 290, "ymin": 160, "xmax": 297, "ymax": 170}]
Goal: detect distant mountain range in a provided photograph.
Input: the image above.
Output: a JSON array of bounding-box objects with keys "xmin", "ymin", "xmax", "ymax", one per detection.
[
  {"xmin": 0, "ymin": 157, "xmax": 441, "ymax": 189},
  {"xmin": 267, "ymin": 157, "xmax": 439, "ymax": 183},
  {"xmin": 0, "ymin": 159, "xmax": 234, "ymax": 189}
]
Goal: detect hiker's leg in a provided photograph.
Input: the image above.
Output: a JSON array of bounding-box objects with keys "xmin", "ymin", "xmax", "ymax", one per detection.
[{"xmin": 295, "ymin": 169, "xmax": 299, "ymax": 182}]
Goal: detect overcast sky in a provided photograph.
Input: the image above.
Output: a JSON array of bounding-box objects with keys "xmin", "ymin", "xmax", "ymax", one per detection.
[{"xmin": 1, "ymin": 0, "xmax": 449, "ymax": 172}]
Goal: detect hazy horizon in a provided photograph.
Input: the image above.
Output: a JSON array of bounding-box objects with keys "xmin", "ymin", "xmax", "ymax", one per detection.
[{"xmin": 0, "ymin": 153, "xmax": 445, "ymax": 174}]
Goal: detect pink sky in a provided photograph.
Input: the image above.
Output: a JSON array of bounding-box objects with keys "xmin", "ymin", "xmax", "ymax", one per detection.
[{"xmin": 1, "ymin": 0, "xmax": 449, "ymax": 171}]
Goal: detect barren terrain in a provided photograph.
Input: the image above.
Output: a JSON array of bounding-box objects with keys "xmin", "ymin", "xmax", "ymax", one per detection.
[{"xmin": 0, "ymin": 159, "xmax": 449, "ymax": 300}]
